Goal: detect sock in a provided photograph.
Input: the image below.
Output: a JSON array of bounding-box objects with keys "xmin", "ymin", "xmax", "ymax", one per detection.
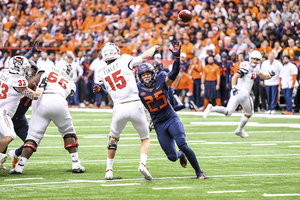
[
  {"xmin": 180, "ymin": 144, "xmax": 202, "ymax": 175},
  {"xmin": 15, "ymin": 147, "xmax": 23, "ymax": 157},
  {"xmin": 211, "ymin": 106, "xmax": 227, "ymax": 114},
  {"xmin": 107, "ymin": 158, "xmax": 114, "ymax": 169},
  {"xmin": 185, "ymin": 102, "xmax": 189, "ymax": 108},
  {"xmin": 140, "ymin": 153, "xmax": 148, "ymax": 165},
  {"xmin": 70, "ymin": 152, "xmax": 78, "ymax": 163},
  {"xmin": 237, "ymin": 115, "xmax": 249, "ymax": 131},
  {"xmin": 216, "ymin": 98, "xmax": 221, "ymax": 106},
  {"xmin": 177, "ymin": 150, "xmax": 184, "ymax": 159},
  {"xmin": 18, "ymin": 157, "xmax": 28, "ymax": 166}
]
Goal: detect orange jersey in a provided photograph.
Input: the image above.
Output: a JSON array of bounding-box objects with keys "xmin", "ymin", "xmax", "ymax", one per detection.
[
  {"xmin": 189, "ymin": 63, "xmax": 203, "ymax": 79},
  {"xmin": 172, "ymin": 73, "xmax": 194, "ymax": 93},
  {"xmin": 181, "ymin": 43, "xmax": 194, "ymax": 59},
  {"xmin": 203, "ymin": 64, "xmax": 220, "ymax": 81}
]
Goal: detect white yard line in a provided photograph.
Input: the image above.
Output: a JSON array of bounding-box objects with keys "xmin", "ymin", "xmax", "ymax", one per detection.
[
  {"xmin": 190, "ymin": 121, "xmax": 300, "ymax": 128},
  {"xmin": 262, "ymin": 193, "xmax": 300, "ymax": 197},
  {"xmin": 289, "ymin": 146, "xmax": 300, "ymax": 147},
  {"xmin": 2, "ymin": 173, "xmax": 300, "ymax": 187},
  {"xmin": 207, "ymin": 190, "xmax": 246, "ymax": 194},
  {"xmin": 251, "ymin": 144, "xmax": 277, "ymax": 146},
  {"xmin": 5, "ymin": 177, "xmax": 44, "ymax": 181},
  {"xmin": 152, "ymin": 186, "xmax": 192, "ymax": 190},
  {"xmin": 102, "ymin": 183, "xmax": 140, "ymax": 186}
]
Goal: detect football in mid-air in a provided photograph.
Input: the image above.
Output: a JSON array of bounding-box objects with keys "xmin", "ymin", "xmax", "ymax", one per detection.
[{"xmin": 178, "ymin": 10, "xmax": 192, "ymax": 23}]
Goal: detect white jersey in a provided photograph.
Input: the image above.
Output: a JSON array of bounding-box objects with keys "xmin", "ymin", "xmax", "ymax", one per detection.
[
  {"xmin": 0, "ymin": 69, "xmax": 28, "ymax": 117},
  {"xmin": 97, "ymin": 54, "xmax": 143, "ymax": 104},
  {"xmin": 40, "ymin": 67, "xmax": 76, "ymax": 99},
  {"xmin": 236, "ymin": 61, "xmax": 260, "ymax": 93}
]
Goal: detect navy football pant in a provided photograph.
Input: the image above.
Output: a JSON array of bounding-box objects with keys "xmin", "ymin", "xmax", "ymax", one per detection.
[{"xmin": 154, "ymin": 116, "xmax": 203, "ymax": 175}]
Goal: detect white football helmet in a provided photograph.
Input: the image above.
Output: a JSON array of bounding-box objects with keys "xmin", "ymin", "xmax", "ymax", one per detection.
[
  {"xmin": 101, "ymin": 42, "xmax": 120, "ymax": 62},
  {"xmin": 8, "ymin": 56, "xmax": 31, "ymax": 79},
  {"xmin": 249, "ymin": 50, "xmax": 262, "ymax": 67},
  {"xmin": 55, "ymin": 60, "xmax": 73, "ymax": 78}
]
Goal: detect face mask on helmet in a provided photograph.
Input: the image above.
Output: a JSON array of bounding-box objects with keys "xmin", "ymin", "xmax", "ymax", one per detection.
[
  {"xmin": 137, "ymin": 63, "xmax": 156, "ymax": 87},
  {"xmin": 8, "ymin": 56, "xmax": 31, "ymax": 79},
  {"xmin": 249, "ymin": 50, "xmax": 262, "ymax": 67},
  {"xmin": 28, "ymin": 60, "xmax": 38, "ymax": 78},
  {"xmin": 101, "ymin": 42, "xmax": 121, "ymax": 62},
  {"xmin": 55, "ymin": 60, "xmax": 73, "ymax": 78}
]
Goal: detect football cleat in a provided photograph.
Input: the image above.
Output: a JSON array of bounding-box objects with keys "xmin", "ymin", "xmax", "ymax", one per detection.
[
  {"xmin": 9, "ymin": 150, "xmax": 19, "ymax": 168},
  {"xmin": 203, "ymin": 103, "xmax": 213, "ymax": 118},
  {"xmin": 179, "ymin": 150, "xmax": 187, "ymax": 168},
  {"xmin": 0, "ymin": 153, "xmax": 7, "ymax": 172},
  {"xmin": 9, "ymin": 163, "xmax": 24, "ymax": 174},
  {"xmin": 197, "ymin": 173, "xmax": 207, "ymax": 180},
  {"xmin": 105, "ymin": 169, "xmax": 113, "ymax": 180},
  {"xmin": 72, "ymin": 160, "xmax": 85, "ymax": 173},
  {"xmin": 138, "ymin": 163, "xmax": 152, "ymax": 181},
  {"xmin": 271, "ymin": 110, "xmax": 276, "ymax": 114},
  {"xmin": 189, "ymin": 101, "xmax": 198, "ymax": 112},
  {"xmin": 234, "ymin": 129, "xmax": 249, "ymax": 138}
]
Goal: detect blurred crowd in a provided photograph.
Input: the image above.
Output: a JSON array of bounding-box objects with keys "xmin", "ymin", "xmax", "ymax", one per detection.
[{"xmin": 0, "ymin": 0, "xmax": 300, "ymax": 112}]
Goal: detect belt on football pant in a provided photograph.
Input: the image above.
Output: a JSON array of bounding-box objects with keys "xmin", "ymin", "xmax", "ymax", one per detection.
[
  {"xmin": 120, "ymin": 99, "xmax": 140, "ymax": 104},
  {"xmin": 43, "ymin": 92, "xmax": 55, "ymax": 94}
]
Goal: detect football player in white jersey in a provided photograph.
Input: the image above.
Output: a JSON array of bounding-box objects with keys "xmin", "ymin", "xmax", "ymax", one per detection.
[
  {"xmin": 203, "ymin": 50, "xmax": 275, "ymax": 138},
  {"xmin": 0, "ymin": 56, "xmax": 44, "ymax": 172},
  {"xmin": 10, "ymin": 60, "xmax": 85, "ymax": 174},
  {"xmin": 97, "ymin": 42, "xmax": 160, "ymax": 180}
]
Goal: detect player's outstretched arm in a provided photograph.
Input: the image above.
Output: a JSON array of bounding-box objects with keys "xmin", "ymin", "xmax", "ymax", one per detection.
[
  {"xmin": 165, "ymin": 40, "xmax": 181, "ymax": 88},
  {"xmin": 258, "ymin": 70, "xmax": 275, "ymax": 80},
  {"xmin": 141, "ymin": 45, "xmax": 160, "ymax": 62}
]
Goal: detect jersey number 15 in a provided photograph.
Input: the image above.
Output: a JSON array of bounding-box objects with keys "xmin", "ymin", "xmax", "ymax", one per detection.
[{"xmin": 105, "ymin": 69, "xmax": 127, "ymax": 91}]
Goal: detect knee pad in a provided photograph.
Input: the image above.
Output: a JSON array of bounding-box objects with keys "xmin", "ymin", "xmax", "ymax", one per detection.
[
  {"xmin": 107, "ymin": 136, "xmax": 118, "ymax": 150},
  {"xmin": 24, "ymin": 140, "xmax": 38, "ymax": 152},
  {"xmin": 63, "ymin": 134, "xmax": 78, "ymax": 149}
]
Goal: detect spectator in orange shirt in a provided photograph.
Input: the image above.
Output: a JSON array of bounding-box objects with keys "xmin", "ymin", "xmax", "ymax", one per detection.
[
  {"xmin": 72, "ymin": 12, "xmax": 85, "ymax": 30},
  {"xmin": 283, "ymin": 39, "xmax": 298, "ymax": 60},
  {"xmin": 188, "ymin": 56, "xmax": 203, "ymax": 107},
  {"xmin": 181, "ymin": 35, "xmax": 194, "ymax": 60},
  {"xmin": 149, "ymin": 31, "xmax": 161, "ymax": 46},
  {"xmin": 53, "ymin": 29, "xmax": 64, "ymax": 44},
  {"xmin": 248, "ymin": 1, "xmax": 259, "ymax": 14},
  {"xmin": 172, "ymin": 67, "xmax": 194, "ymax": 106},
  {"xmin": 137, "ymin": 0, "xmax": 150, "ymax": 16},
  {"xmin": 200, "ymin": 55, "xmax": 221, "ymax": 111}
]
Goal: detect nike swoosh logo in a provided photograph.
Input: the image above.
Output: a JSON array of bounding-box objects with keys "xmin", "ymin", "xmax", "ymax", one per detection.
[{"xmin": 156, "ymin": 85, "xmax": 160, "ymax": 89}]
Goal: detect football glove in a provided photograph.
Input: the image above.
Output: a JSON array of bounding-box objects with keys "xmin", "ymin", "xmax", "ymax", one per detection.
[
  {"xmin": 93, "ymin": 85, "xmax": 101, "ymax": 93},
  {"xmin": 231, "ymin": 85, "xmax": 239, "ymax": 96},
  {"xmin": 38, "ymin": 77, "xmax": 48, "ymax": 89},
  {"xmin": 269, "ymin": 70, "xmax": 275, "ymax": 78},
  {"xmin": 169, "ymin": 40, "xmax": 181, "ymax": 58},
  {"xmin": 31, "ymin": 40, "xmax": 42, "ymax": 53}
]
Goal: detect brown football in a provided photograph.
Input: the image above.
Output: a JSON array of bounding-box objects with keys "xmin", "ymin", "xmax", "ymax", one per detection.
[{"xmin": 178, "ymin": 10, "xmax": 192, "ymax": 23}]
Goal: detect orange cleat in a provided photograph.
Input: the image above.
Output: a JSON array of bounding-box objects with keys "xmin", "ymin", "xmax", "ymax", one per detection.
[
  {"xmin": 105, "ymin": 106, "xmax": 110, "ymax": 109},
  {"xmin": 68, "ymin": 105, "xmax": 72, "ymax": 108},
  {"xmin": 100, "ymin": 105, "xmax": 104, "ymax": 108},
  {"xmin": 87, "ymin": 104, "xmax": 93, "ymax": 108},
  {"xmin": 94, "ymin": 106, "xmax": 98, "ymax": 109},
  {"xmin": 75, "ymin": 105, "xmax": 80, "ymax": 108}
]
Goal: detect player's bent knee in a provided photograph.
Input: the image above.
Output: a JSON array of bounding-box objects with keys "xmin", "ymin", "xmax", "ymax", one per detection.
[
  {"xmin": 167, "ymin": 154, "xmax": 178, "ymax": 162},
  {"xmin": 107, "ymin": 136, "xmax": 119, "ymax": 150},
  {"xmin": 244, "ymin": 114, "xmax": 252, "ymax": 118},
  {"xmin": 63, "ymin": 134, "xmax": 78, "ymax": 149},
  {"xmin": 24, "ymin": 140, "xmax": 38, "ymax": 152}
]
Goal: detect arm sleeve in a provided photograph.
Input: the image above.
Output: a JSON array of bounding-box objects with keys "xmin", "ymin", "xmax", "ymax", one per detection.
[
  {"xmin": 167, "ymin": 58, "xmax": 180, "ymax": 81},
  {"xmin": 24, "ymin": 49, "xmax": 34, "ymax": 59},
  {"xmin": 100, "ymin": 84, "xmax": 109, "ymax": 96},
  {"xmin": 128, "ymin": 56, "xmax": 143, "ymax": 70}
]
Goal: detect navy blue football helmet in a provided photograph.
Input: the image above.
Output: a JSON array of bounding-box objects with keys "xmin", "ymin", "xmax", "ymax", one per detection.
[
  {"xmin": 152, "ymin": 61, "xmax": 163, "ymax": 73},
  {"xmin": 138, "ymin": 63, "xmax": 156, "ymax": 87}
]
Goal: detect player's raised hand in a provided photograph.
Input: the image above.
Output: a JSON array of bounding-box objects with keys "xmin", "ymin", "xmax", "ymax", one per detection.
[
  {"xmin": 93, "ymin": 85, "xmax": 101, "ymax": 93},
  {"xmin": 169, "ymin": 40, "xmax": 181, "ymax": 58},
  {"xmin": 32, "ymin": 40, "xmax": 42, "ymax": 53}
]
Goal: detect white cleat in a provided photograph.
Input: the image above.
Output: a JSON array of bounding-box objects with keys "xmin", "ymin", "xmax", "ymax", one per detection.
[
  {"xmin": 234, "ymin": 129, "xmax": 249, "ymax": 138},
  {"xmin": 203, "ymin": 104, "xmax": 213, "ymax": 118},
  {"xmin": 9, "ymin": 150, "xmax": 19, "ymax": 168},
  {"xmin": 9, "ymin": 163, "xmax": 24, "ymax": 174},
  {"xmin": 72, "ymin": 160, "xmax": 86, "ymax": 173},
  {"xmin": 138, "ymin": 163, "xmax": 152, "ymax": 181},
  {"xmin": 265, "ymin": 110, "xmax": 271, "ymax": 114},
  {"xmin": 105, "ymin": 169, "xmax": 113, "ymax": 180},
  {"xmin": 0, "ymin": 153, "xmax": 7, "ymax": 172},
  {"xmin": 271, "ymin": 110, "xmax": 276, "ymax": 114}
]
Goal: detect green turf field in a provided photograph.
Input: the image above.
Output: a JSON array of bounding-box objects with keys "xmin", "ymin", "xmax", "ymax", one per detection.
[{"xmin": 1, "ymin": 109, "xmax": 300, "ymax": 200}]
